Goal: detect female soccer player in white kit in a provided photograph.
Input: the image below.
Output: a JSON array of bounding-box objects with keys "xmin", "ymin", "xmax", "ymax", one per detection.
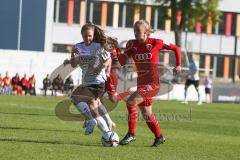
[{"xmin": 64, "ymin": 22, "xmax": 116, "ymax": 135}]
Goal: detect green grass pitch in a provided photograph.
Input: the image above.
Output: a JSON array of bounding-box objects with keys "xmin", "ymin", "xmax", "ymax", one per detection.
[{"xmin": 0, "ymin": 96, "xmax": 240, "ymax": 160}]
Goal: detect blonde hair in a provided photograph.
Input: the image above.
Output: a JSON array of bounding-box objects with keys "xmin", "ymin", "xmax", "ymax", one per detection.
[{"xmin": 133, "ymin": 20, "xmax": 154, "ymax": 37}]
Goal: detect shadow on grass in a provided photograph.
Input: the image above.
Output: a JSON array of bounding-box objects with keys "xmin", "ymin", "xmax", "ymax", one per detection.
[
  {"xmin": 0, "ymin": 111, "xmax": 55, "ymax": 117},
  {"xmin": 0, "ymin": 138, "xmax": 100, "ymax": 147},
  {"xmin": 0, "ymin": 126, "xmax": 81, "ymax": 134},
  {"xmin": 0, "ymin": 134, "xmax": 158, "ymax": 148}
]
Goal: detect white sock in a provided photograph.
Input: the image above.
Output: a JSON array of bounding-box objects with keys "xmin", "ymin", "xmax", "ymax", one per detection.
[
  {"xmin": 76, "ymin": 102, "xmax": 93, "ymax": 120},
  {"xmin": 98, "ymin": 104, "xmax": 113, "ymax": 126},
  {"xmin": 197, "ymin": 92, "xmax": 201, "ymax": 102},
  {"xmin": 95, "ymin": 116, "xmax": 110, "ymax": 133},
  {"xmin": 184, "ymin": 89, "xmax": 187, "ymax": 101},
  {"xmin": 206, "ymin": 94, "xmax": 210, "ymax": 103}
]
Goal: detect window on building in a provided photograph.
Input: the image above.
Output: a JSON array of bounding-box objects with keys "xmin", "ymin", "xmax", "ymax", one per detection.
[
  {"xmin": 231, "ymin": 13, "xmax": 237, "ymax": 36},
  {"xmin": 199, "ymin": 54, "xmax": 205, "ymax": 69},
  {"xmin": 86, "ymin": 0, "xmax": 91, "ymax": 22},
  {"xmin": 159, "ymin": 51, "xmax": 164, "ymax": 63},
  {"xmin": 58, "ymin": 0, "xmax": 67, "ymax": 23},
  {"xmin": 54, "ymin": 0, "xmax": 80, "ymax": 24},
  {"xmin": 212, "ymin": 22, "xmax": 219, "ymax": 34},
  {"xmin": 125, "ymin": 4, "xmax": 134, "ymax": 27},
  {"xmin": 107, "ymin": 2, "xmax": 114, "ymax": 27},
  {"xmin": 202, "ymin": 22, "xmax": 208, "ymax": 34},
  {"xmin": 157, "ymin": 7, "xmax": 167, "ymax": 30},
  {"xmin": 52, "ymin": 44, "xmax": 73, "ymax": 53},
  {"xmin": 139, "ymin": 5, "xmax": 146, "ymax": 20},
  {"xmin": 73, "ymin": 0, "xmax": 80, "ymax": 24},
  {"xmin": 218, "ymin": 12, "xmax": 226, "ymax": 35},
  {"xmin": 92, "ymin": 1, "xmax": 101, "ymax": 25},
  {"xmin": 216, "ymin": 55, "xmax": 224, "ymax": 77},
  {"xmin": 150, "ymin": 7, "xmax": 155, "ymax": 28},
  {"xmin": 229, "ymin": 55, "xmax": 234, "ymax": 78},
  {"xmin": 53, "ymin": 0, "xmax": 57, "ymax": 22},
  {"xmin": 210, "ymin": 54, "xmax": 215, "ymax": 69},
  {"xmin": 169, "ymin": 51, "xmax": 177, "ymax": 65},
  {"xmin": 118, "ymin": 3, "xmax": 124, "ymax": 27}
]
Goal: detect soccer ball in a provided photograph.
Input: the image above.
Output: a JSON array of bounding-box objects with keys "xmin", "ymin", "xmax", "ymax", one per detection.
[{"xmin": 101, "ymin": 131, "xmax": 119, "ymax": 147}]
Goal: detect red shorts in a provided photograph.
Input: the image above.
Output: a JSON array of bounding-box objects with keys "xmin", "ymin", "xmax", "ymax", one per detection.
[
  {"xmin": 137, "ymin": 84, "xmax": 160, "ymax": 107},
  {"xmin": 105, "ymin": 69, "xmax": 119, "ymax": 95}
]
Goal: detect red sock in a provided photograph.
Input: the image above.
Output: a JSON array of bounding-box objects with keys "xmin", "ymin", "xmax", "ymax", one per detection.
[
  {"xmin": 127, "ymin": 104, "xmax": 138, "ymax": 134},
  {"xmin": 145, "ymin": 114, "xmax": 161, "ymax": 137}
]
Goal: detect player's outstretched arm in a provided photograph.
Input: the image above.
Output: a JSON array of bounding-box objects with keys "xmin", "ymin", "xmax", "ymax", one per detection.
[{"xmin": 163, "ymin": 43, "xmax": 181, "ymax": 74}]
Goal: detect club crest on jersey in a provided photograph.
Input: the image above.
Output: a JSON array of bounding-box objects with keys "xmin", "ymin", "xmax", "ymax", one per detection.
[
  {"xmin": 126, "ymin": 41, "xmax": 133, "ymax": 49},
  {"xmin": 146, "ymin": 44, "xmax": 152, "ymax": 51},
  {"xmin": 125, "ymin": 41, "xmax": 137, "ymax": 52}
]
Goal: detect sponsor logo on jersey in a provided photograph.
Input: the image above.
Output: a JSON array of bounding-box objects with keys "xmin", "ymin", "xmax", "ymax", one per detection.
[{"xmin": 135, "ymin": 52, "xmax": 152, "ymax": 61}]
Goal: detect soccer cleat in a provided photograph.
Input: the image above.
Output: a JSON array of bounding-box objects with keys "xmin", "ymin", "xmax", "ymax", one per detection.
[
  {"xmin": 151, "ymin": 134, "xmax": 166, "ymax": 147},
  {"xmin": 119, "ymin": 132, "xmax": 136, "ymax": 145},
  {"xmin": 85, "ymin": 119, "xmax": 97, "ymax": 135}
]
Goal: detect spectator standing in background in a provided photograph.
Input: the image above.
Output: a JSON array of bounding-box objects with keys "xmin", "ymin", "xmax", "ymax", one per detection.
[
  {"xmin": 64, "ymin": 75, "xmax": 74, "ymax": 95},
  {"xmin": 43, "ymin": 74, "xmax": 51, "ymax": 96},
  {"xmin": 204, "ymin": 76, "xmax": 212, "ymax": 103},
  {"xmin": 21, "ymin": 74, "xmax": 28, "ymax": 95},
  {"xmin": 3, "ymin": 72, "xmax": 12, "ymax": 95},
  {"xmin": 29, "ymin": 74, "xmax": 36, "ymax": 96},
  {"xmin": 12, "ymin": 73, "xmax": 22, "ymax": 95},
  {"xmin": 52, "ymin": 74, "xmax": 64, "ymax": 96}
]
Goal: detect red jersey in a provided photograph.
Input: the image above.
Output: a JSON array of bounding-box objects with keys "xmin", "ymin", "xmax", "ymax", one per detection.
[
  {"xmin": 3, "ymin": 77, "xmax": 11, "ymax": 86},
  {"xmin": 119, "ymin": 38, "xmax": 181, "ymax": 86},
  {"xmin": 21, "ymin": 78, "xmax": 28, "ymax": 86},
  {"xmin": 105, "ymin": 48, "xmax": 121, "ymax": 94}
]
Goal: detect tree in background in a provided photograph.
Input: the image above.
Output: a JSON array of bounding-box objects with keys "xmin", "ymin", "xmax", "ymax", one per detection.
[
  {"xmin": 169, "ymin": 0, "xmax": 221, "ymax": 47},
  {"xmin": 126, "ymin": 0, "xmax": 221, "ymax": 64},
  {"xmin": 127, "ymin": 0, "xmax": 221, "ymax": 46}
]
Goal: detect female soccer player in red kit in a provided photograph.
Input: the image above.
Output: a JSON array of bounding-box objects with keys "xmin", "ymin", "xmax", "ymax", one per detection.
[
  {"xmin": 105, "ymin": 45, "xmax": 122, "ymax": 102},
  {"xmin": 117, "ymin": 20, "xmax": 181, "ymax": 147}
]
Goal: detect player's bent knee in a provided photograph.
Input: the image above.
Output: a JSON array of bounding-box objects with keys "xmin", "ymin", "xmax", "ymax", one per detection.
[{"xmin": 142, "ymin": 113, "xmax": 151, "ymax": 120}]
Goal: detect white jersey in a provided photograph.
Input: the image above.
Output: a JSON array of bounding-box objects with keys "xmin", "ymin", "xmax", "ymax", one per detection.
[
  {"xmin": 188, "ymin": 61, "xmax": 200, "ymax": 81},
  {"xmin": 74, "ymin": 42, "xmax": 110, "ymax": 86},
  {"xmin": 204, "ymin": 79, "xmax": 212, "ymax": 89}
]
